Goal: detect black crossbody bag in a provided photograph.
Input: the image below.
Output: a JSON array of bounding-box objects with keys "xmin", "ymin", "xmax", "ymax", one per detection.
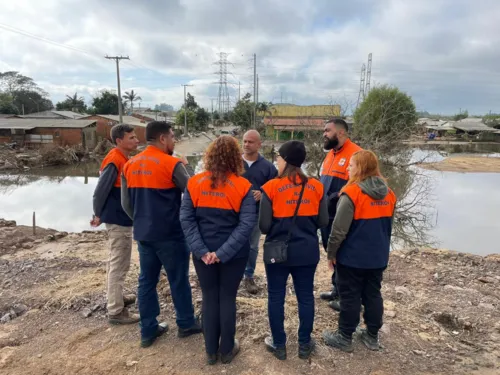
[{"xmin": 263, "ymin": 183, "xmax": 306, "ymax": 264}]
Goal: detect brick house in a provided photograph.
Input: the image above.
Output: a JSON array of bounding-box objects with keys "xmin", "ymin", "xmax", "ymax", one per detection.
[
  {"xmin": 79, "ymin": 115, "xmax": 148, "ymax": 144},
  {"xmin": 0, "ymin": 119, "xmax": 97, "ymax": 148}
]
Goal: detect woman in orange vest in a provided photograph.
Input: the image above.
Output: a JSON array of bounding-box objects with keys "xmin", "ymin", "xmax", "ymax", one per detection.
[
  {"xmin": 259, "ymin": 141, "xmax": 329, "ymax": 360},
  {"xmin": 180, "ymin": 135, "xmax": 256, "ymax": 365},
  {"xmin": 322, "ymin": 150, "xmax": 396, "ymax": 353}
]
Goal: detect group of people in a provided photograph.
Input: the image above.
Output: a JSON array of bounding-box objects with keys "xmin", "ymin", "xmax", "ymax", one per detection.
[{"xmin": 92, "ymin": 118, "xmax": 396, "ymax": 365}]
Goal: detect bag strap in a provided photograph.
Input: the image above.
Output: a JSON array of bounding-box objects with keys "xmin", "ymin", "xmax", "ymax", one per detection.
[{"xmin": 286, "ymin": 183, "xmax": 306, "ymax": 243}]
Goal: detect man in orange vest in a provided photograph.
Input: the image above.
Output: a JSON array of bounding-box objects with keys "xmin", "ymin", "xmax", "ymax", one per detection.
[
  {"xmin": 91, "ymin": 124, "xmax": 140, "ymax": 325},
  {"xmin": 121, "ymin": 121, "xmax": 202, "ymax": 348},
  {"xmin": 319, "ymin": 118, "xmax": 362, "ymax": 311}
]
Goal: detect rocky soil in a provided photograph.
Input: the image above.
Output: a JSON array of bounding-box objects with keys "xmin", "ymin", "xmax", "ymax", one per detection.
[{"xmin": 0, "ymin": 219, "xmax": 499, "ymax": 375}]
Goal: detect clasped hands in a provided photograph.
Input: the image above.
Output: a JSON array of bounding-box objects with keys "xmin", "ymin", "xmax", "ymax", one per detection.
[{"xmin": 201, "ymin": 252, "xmax": 220, "ymax": 265}]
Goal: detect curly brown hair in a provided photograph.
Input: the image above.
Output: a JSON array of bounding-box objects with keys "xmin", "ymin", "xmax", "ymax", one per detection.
[{"xmin": 203, "ymin": 135, "xmax": 244, "ymax": 189}]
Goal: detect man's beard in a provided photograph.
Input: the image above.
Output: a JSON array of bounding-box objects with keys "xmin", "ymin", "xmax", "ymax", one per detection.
[{"xmin": 323, "ymin": 136, "xmax": 339, "ymax": 150}]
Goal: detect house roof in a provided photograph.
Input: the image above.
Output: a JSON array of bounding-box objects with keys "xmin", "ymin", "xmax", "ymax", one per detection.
[
  {"xmin": 452, "ymin": 121, "xmax": 495, "ymax": 132},
  {"xmin": 20, "ymin": 110, "xmax": 87, "ymax": 119},
  {"xmin": 457, "ymin": 117, "xmax": 483, "ymax": 123},
  {"xmin": 81, "ymin": 114, "xmax": 147, "ymax": 127},
  {"xmin": 0, "ymin": 119, "xmax": 96, "ymax": 129}
]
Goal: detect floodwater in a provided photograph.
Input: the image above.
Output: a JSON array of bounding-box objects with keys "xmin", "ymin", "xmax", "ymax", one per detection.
[{"xmin": 1, "ymin": 145, "xmax": 499, "ymax": 256}]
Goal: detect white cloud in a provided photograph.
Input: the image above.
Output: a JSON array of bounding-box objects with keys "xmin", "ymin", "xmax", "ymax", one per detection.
[{"xmin": 1, "ymin": 0, "xmax": 499, "ymax": 114}]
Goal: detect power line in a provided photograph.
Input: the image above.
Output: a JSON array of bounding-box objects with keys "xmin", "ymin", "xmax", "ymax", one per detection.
[
  {"xmin": 357, "ymin": 64, "xmax": 366, "ymax": 108},
  {"xmin": 213, "ymin": 52, "xmax": 231, "ymax": 116},
  {"xmin": 105, "ymin": 55, "xmax": 129, "ymax": 123},
  {"xmin": 365, "ymin": 53, "xmax": 373, "ymax": 94}
]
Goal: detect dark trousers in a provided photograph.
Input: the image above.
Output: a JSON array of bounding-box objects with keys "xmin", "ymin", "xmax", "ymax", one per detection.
[
  {"xmin": 193, "ymin": 256, "xmax": 247, "ymax": 356},
  {"xmin": 336, "ymin": 263, "xmax": 385, "ymax": 337},
  {"xmin": 266, "ymin": 263, "xmax": 317, "ymax": 347},
  {"xmin": 320, "ymin": 219, "xmax": 339, "ymax": 296},
  {"xmin": 137, "ymin": 240, "xmax": 196, "ymax": 339}
]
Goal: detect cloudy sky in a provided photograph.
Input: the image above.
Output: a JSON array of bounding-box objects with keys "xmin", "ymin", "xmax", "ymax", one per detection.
[{"xmin": 1, "ymin": 0, "xmax": 499, "ymax": 115}]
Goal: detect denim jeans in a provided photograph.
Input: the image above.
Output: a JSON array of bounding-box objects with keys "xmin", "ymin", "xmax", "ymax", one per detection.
[
  {"xmin": 265, "ymin": 263, "xmax": 317, "ymax": 347},
  {"xmin": 336, "ymin": 263, "xmax": 386, "ymax": 337},
  {"xmin": 193, "ymin": 256, "xmax": 247, "ymax": 355},
  {"xmin": 137, "ymin": 239, "xmax": 196, "ymax": 339},
  {"xmin": 244, "ymin": 223, "xmax": 261, "ymax": 279}
]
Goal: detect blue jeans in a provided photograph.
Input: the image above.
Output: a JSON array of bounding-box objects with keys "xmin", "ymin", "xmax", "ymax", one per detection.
[
  {"xmin": 244, "ymin": 223, "xmax": 261, "ymax": 279},
  {"xmin": 137, "ymin": 240, "xmax": 196, "ymax": 339},
  {"xmin": 265, "ymin": 263, "xmax": 317, "ymax": 347}
]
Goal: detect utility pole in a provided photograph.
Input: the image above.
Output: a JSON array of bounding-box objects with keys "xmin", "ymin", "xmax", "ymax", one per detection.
[
  {"xmin": 105, "ymin": 55, "xmax": 129, "ymax": 123},
  {"xmin": 256, "ymin": 74, "xmax": 259, "ymax": 105},
  {"xmin": 365, "ymin": 53, "xmax": 372, "ymax": 95},
  {"xmin": 182, "ymin": 84, "xmax": 193, "ymax": 136},
  {"xmin": 357, "ymin": 63, "xmax": 366, "ymax": 108},
  {"xmin": 253, "ymin": 53, "xmax": 257, "ymax": 128}
]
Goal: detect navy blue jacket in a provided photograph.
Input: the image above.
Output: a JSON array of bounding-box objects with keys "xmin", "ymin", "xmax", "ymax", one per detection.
[{"xmin": 243, "ymin": 154, "xmax": 278, "ymax": 212}]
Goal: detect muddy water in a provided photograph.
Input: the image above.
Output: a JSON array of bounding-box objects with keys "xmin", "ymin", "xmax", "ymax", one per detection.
[{"xmin": 0, "ymin": 148, "xmax": 499, "ymax": 255}]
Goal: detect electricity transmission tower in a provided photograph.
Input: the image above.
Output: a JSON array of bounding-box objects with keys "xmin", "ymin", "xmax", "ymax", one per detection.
[
  {"xmin": 357, "ymin": 63, "xmax": 366, "ymax": 107},
  {"xmin": 214, "ymin": 52, "xmax": 231, "ymax": 116},
  {"xmin": 365, "ymin": 53, "xmax": 372, "ymax": 95}
]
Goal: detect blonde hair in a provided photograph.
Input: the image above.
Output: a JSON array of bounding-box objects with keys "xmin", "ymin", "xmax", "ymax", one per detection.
[{"xmin": 341, "ymin": 150, "xmax": 386, "ymax": 192}]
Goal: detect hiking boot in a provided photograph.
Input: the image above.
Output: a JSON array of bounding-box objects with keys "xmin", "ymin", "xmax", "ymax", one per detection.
[
  {"xmin": 319, "ymin": 290, "xmax": 335, "ymax": 301},
  {"xmin": 323, "ymin": 330, "xmax": 353, "ymax": 352},
  {"xmin": 178, "ymin": 318, "xmax": 203, "ymax": 338},
  {"xmin": 298, "ymin": 337, "xmax": 316, "ymax": 359},
  {"xmin": 328, "ymin": 300, "xmax": 341, "ymax": 312},
  {"xmin": 264, "ymin": 336, "xmax": 287, "ymax": 360},
  {"xmin": 108, "ymin": 308, "xmax": 140, "ymax": 325},
  {"xmin": 123, "ymin": 294, "xmax": 136, "ymax": 307},
  {"xmin": 359, "ymin": 329, "xmax": 381, "ymax": 351},
  {"xmin": 206, "ymin": 353, "xmax": 217, "ymax": 365},
  {"xmin": 141, "ymin": 322, "xmax": 168, "ymax": 348},
  {"xmin": 221, "ymin": 339, "xmax": 240, "ymax": 364},
  {"xmin": 243, "ymin": 277, "xmax": 260, "ymax": 295}
]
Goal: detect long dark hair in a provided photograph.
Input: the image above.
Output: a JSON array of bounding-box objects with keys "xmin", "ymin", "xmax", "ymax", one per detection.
[{"xmin": 280, "ymin": 164, "xmax": 308, "ymax": 186}]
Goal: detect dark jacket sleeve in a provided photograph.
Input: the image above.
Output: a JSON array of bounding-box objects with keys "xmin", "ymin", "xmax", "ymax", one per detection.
[
  {"xmin": 327, "ymin": 195, "xmax": 354, "ymax": 260},
  {"xmin": 180, "ymin": 189, "xmax": 209, "ymax": 259},
  {"xmin": 258, "ymin": 191, "xmax": 273, "ymax": 234},
  {"xmin": 269, "ymin": 163, "xmax": 278, "ymax": 180},
  {"xmin": 172, "ymin": 162, "xmax": 191, "ymax": 191},
  {"xmin": 93, "ymin": 164, "xmax": 117, "ymax": 217},
  {"xmin": 120, "ymin": 174, "xmax": 133, "ymax": 220},
  {"xmin": 317, "ymin": 196, "xmax": 329, "ymax": 228},
  {"xmin": 215, "ymin": 190, "xmax": 257, "ymax": 263}
]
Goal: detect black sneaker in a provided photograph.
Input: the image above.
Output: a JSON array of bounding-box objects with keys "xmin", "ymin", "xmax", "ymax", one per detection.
[
  {"xmin": 264, "ymin": 336, "xmax": 287, "ymax": 360},
  {"xmin": 319, "ymin": 291, "xmax": 335, "ymax": 301},
  {"xmin": 298, "ymin": 337, "xmax": 316, "ymax": 359},
  {"xmin": 206, "ymin": 353, "xmax": 217, "ymax": 365},
  {"xmin": 328, "ymin": 300, "xmax": 341, "ymax": 312},
  {"xmin": 178, "ymin": 318, "xmax": 203, "ymax": 338},
  {"xmin": 359, "ymin": 329, "xmax": 381, "ymax": 351},
  {"xmin": 221, "ymin": 339, "xmax": 240, "ymax": 364},
  {"xmin": 323, "ymin": 330, "xmax": 353, "ymax": 352},
  {"xmin": 141, "ymin": 322, "xmax": 168, "ymax": 348}
]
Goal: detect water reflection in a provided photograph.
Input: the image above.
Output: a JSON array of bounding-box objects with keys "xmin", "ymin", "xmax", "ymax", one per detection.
[{"xmin": 0, "ymin": 146, "xmax": 499, "ymax": 255}]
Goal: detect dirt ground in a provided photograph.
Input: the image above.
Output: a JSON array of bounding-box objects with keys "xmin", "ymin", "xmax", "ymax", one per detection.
[
  {"xmin": 419, "ymin": 156, "xmax": 500, "ymax": 173},
  {"xmin": 0, "ymin": 220, "xmax": 499, "ymax": 375}
]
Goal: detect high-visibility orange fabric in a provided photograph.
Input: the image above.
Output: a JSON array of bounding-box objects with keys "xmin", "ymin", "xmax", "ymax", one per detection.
[
  {"xmin": 261, "ymin": 177, "xmax": 324, "ymax": 218},
  {"xmin": 123, "ymin": 146, "xmax": 178, "ymax": 190},
  {"xmin": 320, "ymin": 138, "xmax": 362, "ymax": 181},
  {"xmin": 187, "ymin": 172, "xmax": 252, "ymax": 213},
  {"xmin": 100, "ymin": 148, "xmax": 128, "ymax": 187},
  {"xmin": 342, "ymin": 184, "xmax": 396, "ymax": 220}
]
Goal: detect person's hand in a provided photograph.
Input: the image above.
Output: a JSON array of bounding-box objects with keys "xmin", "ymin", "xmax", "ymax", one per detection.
[
  {"xmin": 212, "ymin": 253, "xmax": 220, "ymax": 263},
  {"xmin": 328, "ymin": 259, "xmax": 336, "ymax": 271},
  {"xmin": 201, "ymin": 253, "xmax": 212, "ymax": 265},
  {"xmin": 252, "ymin": 190, "xmax": 262, "ymax": 202},
  {"xmin": 90, "ymin": 216, "xmax": 101, "ymax": 227}
]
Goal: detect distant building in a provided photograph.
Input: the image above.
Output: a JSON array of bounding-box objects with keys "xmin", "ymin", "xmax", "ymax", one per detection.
[
  {"xmin": 0, "ymin": 118, "xmax": 97, "ymax": 148},
  {"xmin": 262, "ymin": 104, "xmax": 342, "ymax": 141},
  {"xmin": 79, "ymin": 115, "xmax": 148, "ymax": 144}
]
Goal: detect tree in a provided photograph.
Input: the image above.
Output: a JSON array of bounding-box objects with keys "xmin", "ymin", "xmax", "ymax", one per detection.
[
  {"xmin": 0, "ymin": 71, "xmax": 53, "ymax": 114},
  {"xmin": 175, "ymin": 108, "xmax": 196, "ymax": 130},
  {"xmin": 122, "ymin": 90, "xmax": 142, "ymax": 112},
  {"xmin": 0, "ymin": 93, "xmax": 18, "ymax": 114},
  {"xmin": 56, "ymin": 92, "xmax": 87, "ymax": 112},
  {"xmin": 353, "ymin": 85, "xmax": 418, "ymax": 151},
  {"xmin": 453, "ymin": 110, "xmax": 469, "ymax": 121},
  {"xmin": 183, "ymin": 93, "xmax": 198, "ymax": 110},
  {"xmin": 231, "ymin": 93, "xmax": 253, "ymax": 130},
  {"xmin": 90, "ymin": 91, "xmax": 123, "ymax": 115},
  {"xmin": 195, "ymin": 108, "xmax": 210, "ymax": 130},
  {"xmin": 154, "ymin": 103, "xmax": 174, "ymax": 112}
]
